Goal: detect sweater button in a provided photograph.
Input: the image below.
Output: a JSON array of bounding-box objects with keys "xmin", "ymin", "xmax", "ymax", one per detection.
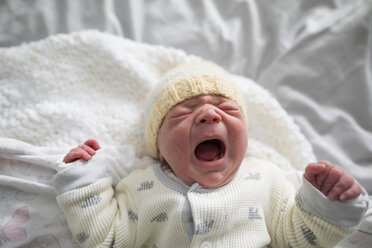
[{"xmin": 200, "ymin": 241, "xmax": 212, "ymax": 248}]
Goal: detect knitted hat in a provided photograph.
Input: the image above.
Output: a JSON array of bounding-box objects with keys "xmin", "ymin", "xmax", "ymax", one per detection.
[{"xmin": 145, "ymin": 60, "xmax": 246, "ymax": 158}]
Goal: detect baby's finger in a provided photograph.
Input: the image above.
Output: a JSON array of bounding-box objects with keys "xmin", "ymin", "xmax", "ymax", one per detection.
[
  {"xmin": 84, "ymin": 139, "xmax": 101, "ymax": 150},
  {"xmin": 79, "ymin": 144, "xmax": 97, "ymax": 156},
  {"xmin": 318, "ymin": 160, "xmax": 333, "ymax": 166},
  {"xmin": 339, "ymin": 182, "xmax": 363, "ymax": 201},
  {"xmin": 326, "ymin": 172, "xmax": 354, "ymax": 200},
  {"xmin": 63, "ymin": 148, "xmax": 91, "ymax": 163},
  {"xmin": 315, "ymin": 161, "xmax": 333, "ymax": 187},
  {"xmin": 305, "ymin": 163, "xmax": 326, "ymax": 186},
  {"xmin": 319, "ymin": 166, "xmax": 344, "ymax": 196}
]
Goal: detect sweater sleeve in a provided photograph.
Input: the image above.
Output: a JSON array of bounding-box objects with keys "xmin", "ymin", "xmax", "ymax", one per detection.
[
  {"xmin": 56, "ymin": 177, "xmax": 138, "ymax": 248},
  {"xmin": 267, "ymin": 171, "xmax": 369, "ymax": 248},
  {"xmin": 53, "ymin": 147, "xmax": 139, "ymax": 195}
]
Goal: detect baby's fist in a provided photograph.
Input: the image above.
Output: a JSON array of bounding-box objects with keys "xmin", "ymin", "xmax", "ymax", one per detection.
[
  {"xmin": 305, "ymin": 161, "xmax": 362, "ymax": 201},
  {"xmin": 63, "ymin": 139, "xmax": 101, "ymax": 163}
]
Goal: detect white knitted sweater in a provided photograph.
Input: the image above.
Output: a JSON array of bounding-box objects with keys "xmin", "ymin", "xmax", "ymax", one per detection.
[{"xmin": 55, "ymin": 157, "xmax": 368, "ymax": 248}]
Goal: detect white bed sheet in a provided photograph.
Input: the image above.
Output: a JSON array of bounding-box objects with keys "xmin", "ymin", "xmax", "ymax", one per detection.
[{"xmin": 1, "ymin": 0, "xmax": 371, "ymax": 247}]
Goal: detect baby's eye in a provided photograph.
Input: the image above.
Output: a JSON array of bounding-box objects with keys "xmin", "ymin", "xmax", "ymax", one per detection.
[
  {"xmin": 218, "ymin": 102, "xmax": 241, "ymax": 113},
  {"xmin": 168, "ymin": 106, "xmax": 192, "ymax": 119}
]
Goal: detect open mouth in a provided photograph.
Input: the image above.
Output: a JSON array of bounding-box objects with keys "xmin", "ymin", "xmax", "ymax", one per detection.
[{"xmin": 194, "ymin": 139, "xmax": 226, "ymax": 162}]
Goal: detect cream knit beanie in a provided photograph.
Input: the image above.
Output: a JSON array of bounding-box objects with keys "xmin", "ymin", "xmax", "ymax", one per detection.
[{"xmin": 145, "ymin": 60, "xmax": 246, "ymax": 158}]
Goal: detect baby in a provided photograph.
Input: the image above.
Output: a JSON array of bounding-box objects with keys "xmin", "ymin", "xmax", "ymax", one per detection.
[{"xmin": 54, "ymin": 61, "xmax": 368, "ymax": 248}]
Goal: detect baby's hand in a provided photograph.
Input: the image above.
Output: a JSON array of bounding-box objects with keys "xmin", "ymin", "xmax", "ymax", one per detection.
[
  {"xmin": 305, "ymin": 160, "xmax": 362, "ymax": 201},
  {"xmin": 63, "ymin": 139, "xmax": 101, "ymax": 163}
]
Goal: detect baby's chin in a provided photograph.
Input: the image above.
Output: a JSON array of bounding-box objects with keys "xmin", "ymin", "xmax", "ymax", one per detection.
[{"xmin": 194, "ymin": 168, "xmax": 240, "ymax": 189}]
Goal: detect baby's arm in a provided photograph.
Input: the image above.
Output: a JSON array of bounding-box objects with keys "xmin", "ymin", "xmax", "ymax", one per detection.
[
  {"xmin": 268, "ymin": 160, "xmax": 368, "ymax": 248},
  {"xmin": 54, "ymin": 140, "xmax": 137, "ymax": 247},
  {"xmin": 304, "ymin": 160, "xmax": 363, "ymax": 201}
]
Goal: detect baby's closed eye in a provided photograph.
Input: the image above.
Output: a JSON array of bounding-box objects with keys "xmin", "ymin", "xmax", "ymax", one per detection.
[
  {"xmin": 218, "ymin": 102, "xmax": 241, "ymax": 114},
  {"xmin": 168, "ymin": 106, "xmax": 192, "ymax": 119}
]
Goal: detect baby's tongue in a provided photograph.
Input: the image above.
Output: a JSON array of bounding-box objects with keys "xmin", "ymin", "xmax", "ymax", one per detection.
[{"xmin": 195, "ymin": 141, "xmax": 219, "ymax": 161}]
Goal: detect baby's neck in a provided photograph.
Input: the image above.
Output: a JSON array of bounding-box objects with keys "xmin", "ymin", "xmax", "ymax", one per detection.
[{"xmin": 159, "ymin": 163, "xmax": 237, "ymax": 190}]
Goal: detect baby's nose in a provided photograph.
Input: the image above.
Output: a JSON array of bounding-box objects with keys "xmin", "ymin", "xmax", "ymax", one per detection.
[{"xmin": 195, "ymin": 105, "xmax": 221, "ymax": 124}]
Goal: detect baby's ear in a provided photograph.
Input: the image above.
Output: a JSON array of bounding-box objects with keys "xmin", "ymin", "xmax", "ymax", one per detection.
[{"xmin": 159, "ymin": 153, "xmax": 165, "ymax": 162}]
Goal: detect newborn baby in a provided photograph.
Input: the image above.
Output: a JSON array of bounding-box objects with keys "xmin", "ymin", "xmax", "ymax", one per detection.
[{"xmin": 54, "ymin": 61, "xmax": 369, "ymax": 248}]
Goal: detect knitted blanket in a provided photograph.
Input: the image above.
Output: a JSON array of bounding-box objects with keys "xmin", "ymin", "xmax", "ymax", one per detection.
[
  {"xmin": 0, "ymin": 30, "xmax": 315, "ymax": 170},
  {"xmin": 0, "ymin": 30, "xmax": 322, "ymax": 247}
]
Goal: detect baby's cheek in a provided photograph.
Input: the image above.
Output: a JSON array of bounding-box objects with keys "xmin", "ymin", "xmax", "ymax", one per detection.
[
  {"xmin": 229, "ymin": 125, "xmax": 248, "ymax": 161},
  {"xmin": 163, "ymin": 125, "xmax": 189, "ymax": 151},
  {"xmin": 232, "ymin": 121, "xmax": 247, "ymax": 142},
  {"xmin": 172, "ymin": 123, "xmax": 189, "ymax": 135}
]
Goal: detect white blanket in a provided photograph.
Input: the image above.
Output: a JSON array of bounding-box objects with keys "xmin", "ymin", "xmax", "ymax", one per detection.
[
  {"xmin": 0, "ymin": 31, "xmax": 371, "ymax": 247},
  {"xmin": 0, "ymin": 30, "xmax": 316, "ymax": 169}
]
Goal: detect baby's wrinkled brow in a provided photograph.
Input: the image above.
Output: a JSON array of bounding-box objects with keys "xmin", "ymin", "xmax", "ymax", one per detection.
[{"xmin": 181, "ymin": 95, "xmax": 227, "ymax": 107}]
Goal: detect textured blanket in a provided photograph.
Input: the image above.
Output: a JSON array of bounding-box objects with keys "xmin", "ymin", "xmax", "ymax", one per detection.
[
  {"xmin": 0, "ymin": 30, "xmax": 315, "ymax": 170},
  {"xmin": 0, "ymin": 31, "xmax": 370, "ymax": 247}
]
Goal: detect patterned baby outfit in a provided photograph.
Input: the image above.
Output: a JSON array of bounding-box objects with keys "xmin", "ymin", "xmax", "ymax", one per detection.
[{"xmin": 54, "ymin": 157, "xmax": 368, "ymax": 248}]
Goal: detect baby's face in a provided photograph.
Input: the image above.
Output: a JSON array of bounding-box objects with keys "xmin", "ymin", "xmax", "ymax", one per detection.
[{"xmin": 157, "ymin": 94, "xmax": 248, "ymax": 189}]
